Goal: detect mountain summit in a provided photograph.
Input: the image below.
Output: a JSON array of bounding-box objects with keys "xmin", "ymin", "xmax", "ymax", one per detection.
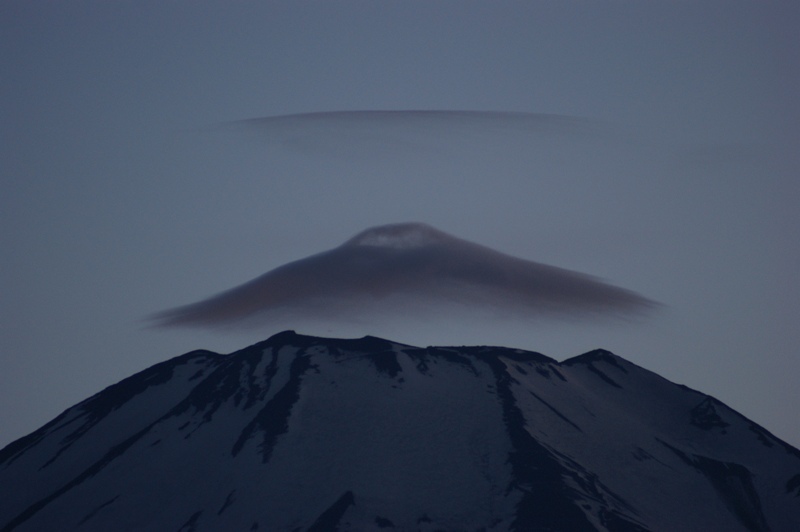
[{"xmin": 1, "ymin": 331, "xmax": 798, "ymax": 531}]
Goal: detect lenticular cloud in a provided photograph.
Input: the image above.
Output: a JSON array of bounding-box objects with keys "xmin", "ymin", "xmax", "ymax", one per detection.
[
  {"xmin": 152, "ymin": 223, "xmax": 656, "ymax": 329},
  {"xmin": 233, "ymin": 110, "xmax": 596, "ymax": 154}
]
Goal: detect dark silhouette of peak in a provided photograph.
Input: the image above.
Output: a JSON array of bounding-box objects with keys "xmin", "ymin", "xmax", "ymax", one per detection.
[
  {"xmin": 2, "ymin": 332, "xmax": 798, "ymax": 531},
  {"xmin": 563, "ymin": 348, "xmax": 626, "ymax": 367}
]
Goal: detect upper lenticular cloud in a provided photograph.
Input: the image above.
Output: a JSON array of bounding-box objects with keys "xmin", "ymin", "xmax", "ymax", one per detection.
[
  {"xmin": 227, "ymin": 110, "xmax": 599, "ymax": 157},
  {"xmin": 152, "ymin": 223, "xmax": 657, "ymax": 329},
  {"xmin": 236, "ymin": 110, "xmax": 591, "ymax": 135}
]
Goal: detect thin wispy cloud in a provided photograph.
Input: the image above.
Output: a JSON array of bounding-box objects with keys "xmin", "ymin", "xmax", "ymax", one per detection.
[
  {"xmin": 222, "ymin": 110, "xmax": 601, "ymax": 158},
  {"xmin": 152, "ymin": 223, "xmax": 657, "ymax": 330}
]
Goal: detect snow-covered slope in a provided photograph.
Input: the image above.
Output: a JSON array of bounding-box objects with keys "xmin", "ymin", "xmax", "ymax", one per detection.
[{"xmin": 1, "ymin": 331, "xmax": 798, "ymax": 531}]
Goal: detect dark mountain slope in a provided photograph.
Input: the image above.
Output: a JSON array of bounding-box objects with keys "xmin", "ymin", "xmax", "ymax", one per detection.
[{"xmin": 1, "ymin": 331, "xmax": 798, "ymax": 531}]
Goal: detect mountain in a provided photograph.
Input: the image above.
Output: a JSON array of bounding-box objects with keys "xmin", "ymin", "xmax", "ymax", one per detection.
[{"xmin": 1, "ymin": 331, "xmax": 798, "ymax": 531}]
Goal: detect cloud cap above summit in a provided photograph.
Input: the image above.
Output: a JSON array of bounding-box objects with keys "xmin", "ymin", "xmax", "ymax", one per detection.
[{"xmin": 151, "ymin": 223, "xmax": 657, "ymax": 329}]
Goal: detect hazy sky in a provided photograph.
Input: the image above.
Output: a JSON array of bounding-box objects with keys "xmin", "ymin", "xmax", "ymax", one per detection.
[{"xmin": 2, "ymin": 2, "xmax": 798, "ymax": 450}]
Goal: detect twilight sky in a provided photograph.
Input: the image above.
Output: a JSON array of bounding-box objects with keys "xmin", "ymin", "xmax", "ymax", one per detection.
[{"xmin": 1, "ymin": 2, "xmax": 798, "ymax": 449}]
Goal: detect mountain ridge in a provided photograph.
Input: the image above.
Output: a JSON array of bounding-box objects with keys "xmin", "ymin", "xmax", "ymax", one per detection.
[{"xmin": 1, "ymin": 331, "xmax": 798, "ymax": 531}]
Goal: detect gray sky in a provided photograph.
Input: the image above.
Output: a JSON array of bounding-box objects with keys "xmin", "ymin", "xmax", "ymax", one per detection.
[{"xmin": 2, "ymin": 1, "xmax": 798, "ymax": 449}]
